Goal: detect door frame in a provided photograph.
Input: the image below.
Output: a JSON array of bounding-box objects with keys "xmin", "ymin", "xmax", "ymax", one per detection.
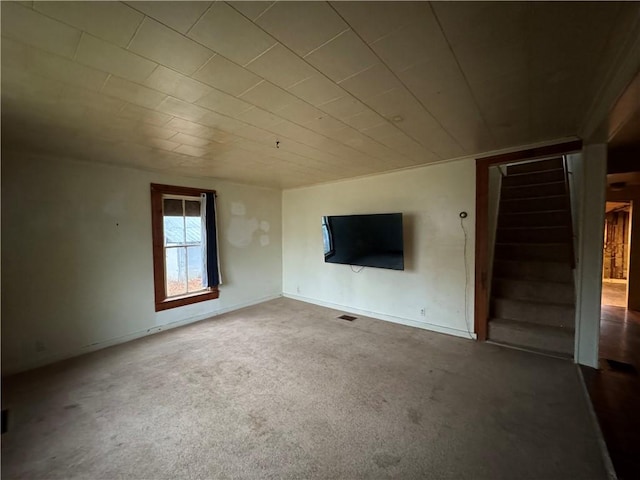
[{"xmin": 474, "ymin": 140, "xmax": 583, "ymax": 340}]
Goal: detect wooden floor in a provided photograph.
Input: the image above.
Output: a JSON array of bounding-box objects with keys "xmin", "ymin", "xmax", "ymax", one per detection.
[{"xmin": 582, "ymin": 306, "xmax": 640, "ymax": 480}]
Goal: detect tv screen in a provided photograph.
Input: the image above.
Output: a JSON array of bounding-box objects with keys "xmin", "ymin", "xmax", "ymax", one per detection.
[{"xmin": 322, "ymin": 213, "xmax": 404, "ymax": 270}]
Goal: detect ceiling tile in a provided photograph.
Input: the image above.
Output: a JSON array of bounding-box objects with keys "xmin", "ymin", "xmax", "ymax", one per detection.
[
  {"xmin": 287, "ymin": 75, "xmax": 344, "ymax": 106},
  {"xmin": 304, "ymin": 30, "xmax": 378, "ymax": 83},
  {"xmin": 148, "ymin": 137, "xmax": 180, "ymax": 152},
  {"xmin": 1, "ymin": 2, "xmax": 81, "ymax": 58},
  {"xmin": 371, "ymin": 19, "xmax": 449, "ymax": 72},
  {"xmin": 275, "ymin": 99, "xmax": 325, "ymax": 126},
  {"xmin": 227, "ymin": 1, "xmax": 275, "ymax": 21},
  {"xmin": 317, "ymin": 96, "xmax": 368, "ymax": 119},
  {"xmin": 174, "ymin": 144, "xmax": 208, "ymax": 157},
  {"xmin": 303, "ymin": 115, "xmax": 348, "ymax": 136},
  {"xmin": 156, "ymin": 97, "xmax": 210, "ymax": 122},
  {"xmin": 237, "ymin": 107, "xmax": 285, "ymax": 130},
  {"xmin": 166, "ymin": 118, "xmax": 218, "ymax": 140},
  {"xmin": 330, "ymin": 1, "xmax": 426, "ymax": 44},
  {"xmin": 170, "ymin": 132, "xmax": 211, "ymax": 147},
  {"xmin": 125, "ymin": 1, "xmax": 212, "ymax": 34},
  {"xmin": 234, "ymin": 124, "xmax": 277, "ymax": 143},
  {"xmin": 245, "ymin": 43, "xmax": 316, "ymax": 89},
  {"xmin": 338, "ymin": 63, "xmax": 400, "ymax": 99},
  {"xmin": 118, "ymin": 104, "xmax": 173, "ymax": 126},
  {"xmin": 256, "ymin": 1, "xmax": 347, "ymax": 57},
  {"xmin": 2, "ymin": 38, "xmax": 109, "ymax": 93},
  {"xmin": 239, "ymin": 81, "xmax": 295, "ymax": 112},
  {"xmin": 341, "ymin": 109, "xmax": 386, "ymax": 131},
  {"xmin": 193, "ymin": 55, "xmax": 262, "ymax": 96},
  {"xmin": 199, "ymin": 111, "xmax": 247, "ymax": 133},
  {"xmin": 34, "ymin": 1, "xmax": 143, "ymax": 47},
  {"xmin": 196, "ymin": 89, "xmax": 254, "ymax": 117},
  {"xmin": 144, "ymin": 66, "xmax": 212, "ymax": 103},
  {"xmin": 188, "ymin": 1, "xmax": 277, "ymax": 66},
  {"xmin": 76, "ymin": 33, "xmax": 157, "ymax": 82},
  {"xmin": 102, "ymin": 76, "xmax": 167, "ymax": 110},
  {"xmin": 128, "ymin": 18, "xmax": 213, "ymax": 75},
  {"xmin": 137, "ymin": 124, "xmax": 178, "ymax": 140}
]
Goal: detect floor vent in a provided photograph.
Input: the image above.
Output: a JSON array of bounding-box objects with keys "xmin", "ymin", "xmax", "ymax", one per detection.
[
  {"xmin": 604, "ymin": 359, "xmax": 638, "ymax": 375},
  {"xmin": 338, "ymin": 314, "xmax": 357, "ymax": 321}
]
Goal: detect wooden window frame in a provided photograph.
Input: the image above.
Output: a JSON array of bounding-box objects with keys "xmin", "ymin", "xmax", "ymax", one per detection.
[{"xmin": 151, "ymin": 183, "xmax": 219, "ymax": 312}]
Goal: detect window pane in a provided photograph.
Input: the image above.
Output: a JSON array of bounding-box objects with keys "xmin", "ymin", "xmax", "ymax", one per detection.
[
  {"xmin": 185, "ymin": 216, "xmax": 202, "ymax": 244},
  {"xmin": 163, "ymin": 198, "xmax": 183, "ymax": 216},
  {"xmin": 164, "ymin": 216, "xmax": 186, "ymax": 246},
  {"xmin": 166, "ymin": 247, "xmax": 187, "ymax": 297},
  {"xmin": 185, "ymin": 200, "xmax": 201, "ymax": 217},
  {"xmin": 186, "ymin": 246, "xmax": 204, "ymax": 293}
]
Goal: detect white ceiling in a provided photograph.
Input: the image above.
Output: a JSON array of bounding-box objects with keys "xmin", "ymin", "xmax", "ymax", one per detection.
[{"xmin": 2, "ymin": 1, "xmax": 638, "ymax": 188}]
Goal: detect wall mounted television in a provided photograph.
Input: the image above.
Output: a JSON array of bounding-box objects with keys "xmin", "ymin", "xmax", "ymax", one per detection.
[{"xmin": 322, "ymin": 213, "xmax": 404, "ymax": 270}]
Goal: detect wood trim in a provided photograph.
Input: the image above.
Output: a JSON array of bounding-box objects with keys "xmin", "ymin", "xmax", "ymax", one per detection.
[
  {"xmin": 150, "ymin": 183, "xmax": 216, "ymax": 197},
  {"xmin": 150, "ymin": 184, "xmax": 219, "ymax": 312},
  {"xmin": 474, "ymin": 140, "xmax": 583, "ymax": 342},
  {"xmin": 475, "ymin": 162, "xmax": 490, "ymax": 341},
  {"xmin": 477, "ymin": 140, "xmax": 582, "ymax": 168},
  {"xmin": 155, "ymin": 288, "xmax": 220, "ymax": 312}
]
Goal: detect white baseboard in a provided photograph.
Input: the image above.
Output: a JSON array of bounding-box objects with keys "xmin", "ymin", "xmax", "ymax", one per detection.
[
  {"xmin": 283, "ymin": 292, "xmax": 476, "ymax": 340},
  {"xmin": 7, "ymin": 294, "xmax": 282, "ymax": 375}
]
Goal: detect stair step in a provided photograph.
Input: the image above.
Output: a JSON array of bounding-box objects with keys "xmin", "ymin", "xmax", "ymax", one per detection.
[
  {"xmin": 491, "ymin": 297, "xmax": 575, "ymax": 328},
  {"xmin": 496, "ymin": 226, "xmax": 570, "ymax": 243},
  {"xmin": 492, "ymin": 259, "xmax": 574, "ymax": 283},
  {"xmin": 489, "ymin": 318, "xmax": 574, "ymax": 357},
  {"xmin": 502, "ymin": 168, "xmax": 565, "ymax": 187},
  {"xmin": 507, "ymin": 157, "xmax": 563, "ymax": 175},
  {"xmin": 500, "ymin": 195, "xmax": 567, "ymax": 213},
  {"xmin": 492, "ymin": 278, "xmax": 575, "ymax": 304},
  {"xmin": 498, "ymin": 210, "xmax": 571, "ymax": 228},
  {"xmin": 494, "ymin": 243, "xmax": 571, "ymax": 262},
  {"xmin": 501, "ymin": 182, "xmax": 566, "ymax": 199}
]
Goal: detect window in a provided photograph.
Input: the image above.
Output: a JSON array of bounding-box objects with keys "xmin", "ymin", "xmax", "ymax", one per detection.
[{"xmin": 151, "ymin": 184, "xmax": 220, "ymax": 311}]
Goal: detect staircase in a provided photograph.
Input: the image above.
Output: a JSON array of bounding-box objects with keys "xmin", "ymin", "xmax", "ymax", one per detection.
[{"xmin": 488, "ymin": 157, "xmax": 576, "ymax": 358}]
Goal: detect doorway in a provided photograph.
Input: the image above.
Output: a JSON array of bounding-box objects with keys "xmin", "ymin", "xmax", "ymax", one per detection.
[{"xmin": 601, "ymin": 201, "xmax": 631, "ymax": 308}]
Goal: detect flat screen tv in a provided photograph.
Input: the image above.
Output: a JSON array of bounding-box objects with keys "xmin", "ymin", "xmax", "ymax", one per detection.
[{"xmin": 322, "ymin": 213, "xmax": 404, "ymax": 270}]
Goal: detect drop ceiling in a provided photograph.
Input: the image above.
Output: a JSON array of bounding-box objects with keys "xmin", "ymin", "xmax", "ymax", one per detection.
[{"xmin": 1, "ymin": 1, "xmax": 638, "ymax": 188}]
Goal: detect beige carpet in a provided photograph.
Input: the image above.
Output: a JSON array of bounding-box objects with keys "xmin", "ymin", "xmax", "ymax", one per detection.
[{"xmin": 2, "ymin": 298, "xmax": 606, "ymax": 479}]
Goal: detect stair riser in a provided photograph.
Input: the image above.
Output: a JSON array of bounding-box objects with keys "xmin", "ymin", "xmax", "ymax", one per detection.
[
  {"xmin": 492, "ymin": 260, "xmax": 574, "ymax": 284},
  {"xmin": 500, "ymin": 196, "xmax": 567, "ymax": 213},
  {"xmin": 496, "ymin": 227, "xmax": 570, "ymax": 244},
  {"xmin": 489, "ymin": 321, "xmax": 574, "ymax": 356},
  {"xmin": 502, "ymin": 169, "xmax": 565, "ymax": 187},
  {"xmin": 498, "ymin": 211, "xmax": 571, "ymax": 228},
  {"xmin": 507, "ymin": 158, "xmax": 563, "ymax": 175},
  {"xmin": 492, "ymin": 298, "xmax": 575, "ymax": 328},
  {"xmin": 501, "ymin": 182, "xmax": 566, "ymax": 199},
  {"xmin": 492, "ymin": 279, "xmax": 575, "ymax": 304},
  {"xmin": 495, "ymin": 244, "xmax": 571, "ymax": 262}
]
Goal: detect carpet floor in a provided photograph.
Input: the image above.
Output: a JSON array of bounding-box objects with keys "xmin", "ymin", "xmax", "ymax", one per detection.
[{"xmin": 2, "ymin": 298, "xmax": 607, "ymax": 479}]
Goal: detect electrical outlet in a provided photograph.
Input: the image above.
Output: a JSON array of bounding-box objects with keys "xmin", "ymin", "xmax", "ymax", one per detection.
[
  {"xmin": 35, "ymin": 341, "xmax": 46, "ymax": 353},
  {"xmin": 296, "ymin": 286, "xmax": 300, "ymax": 294},
  {"xmin": 420, "ymin": 308, "xmax": 426, "ymax": 317}
]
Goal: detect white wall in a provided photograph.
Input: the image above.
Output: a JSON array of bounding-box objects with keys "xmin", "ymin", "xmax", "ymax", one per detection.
[
  {"xmin": 282, "ymin": 159, "xmax": 476, "ymax": 339},
  {"xmin": 1, "ymin": 151, "xmax": 282, "ymax": 374},
  {"xmin": 574, "ymin": 145, "xmax": 607, "ymax": 368}
]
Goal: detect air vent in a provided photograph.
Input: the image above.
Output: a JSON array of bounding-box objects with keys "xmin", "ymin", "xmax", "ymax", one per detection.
[{"xmin": 338, "ymin": 314, "xmax": 357, "ymax": 321}]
